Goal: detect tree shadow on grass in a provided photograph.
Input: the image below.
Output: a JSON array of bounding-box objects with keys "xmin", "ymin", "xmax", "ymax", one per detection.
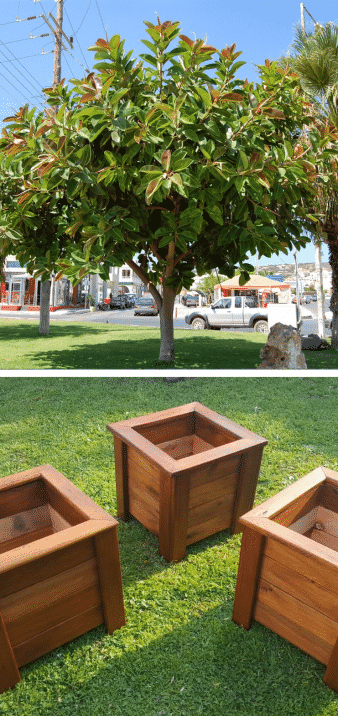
[
  {"xmin": 19, "ymin": 604, "xmax": 335, "ymax": 716},
  {"xmin": 24, "ymin": 334, "xmax": 264, "ymax": 370},
  {"xmin": 0, "ymin": 322, "xmax": 114, "ymax": 342}
]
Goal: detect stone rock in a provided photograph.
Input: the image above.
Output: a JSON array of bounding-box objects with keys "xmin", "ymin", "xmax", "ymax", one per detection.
[
  {"xmin": 258, "ymin": 323, "xmax": 307, "ymax": 370},
  {"xmin": 301, "ymin": 334, "xmax": 331, "ymax": 351}
]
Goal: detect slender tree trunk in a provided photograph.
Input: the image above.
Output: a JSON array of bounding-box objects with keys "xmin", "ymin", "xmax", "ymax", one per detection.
[
  {"xmin": 314, "ymin": 236, "xmax": 325, "ymax": 338},
  {"xmin": 39, "ymin": 280, "xmax": 51, "ymax": 335},
  {"xmin": 158, "ymin": 284, "xmax": 176, "ymax": 363},
  {"xmin": 327, "ymin": 234, "xmax": 338, "ymax": 349}
]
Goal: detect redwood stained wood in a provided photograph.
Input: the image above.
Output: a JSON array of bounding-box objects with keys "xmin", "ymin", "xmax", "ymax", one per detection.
[
  {"xmin": 231, "ymin": 446, "xmax": 264, "ymax": 534},
  {"xmin": 0, "ymin": 479, "xmax": 48, "ymax": 519},
  {"xmin": 108, "ymin": 403, "xmax": 267, "ymax": 562},
  {"xmin": 94, "ymin": 527, "xmax": 125, "ymax": 634},
  {"xmin": 233, "ymin": 467, "xmax": 338, "ymax": 692},
  {"xmin": 14, "ymin": 605, "xmax": 104, "ymax": 668},
  {"xmin": 254, "ymin": 602, "xmax": 331, "ymax": 665},
  {"xmin": 324, "ymin": 636, "xmax": 338, "ymax": 691},
  {"xmin": 0, "ymin": 465, "xmax": 125, "ymax": 692},
  {"xmin": 114, "ymin": 437, "xmax": 130, "ymax": 520},
  {"xmin": 232, "ymin": 526, "xmax": 266, "ymax": 630},
  {"xmin": 0, "ymin": 613, "xmax": 21, "ymax": 693}
]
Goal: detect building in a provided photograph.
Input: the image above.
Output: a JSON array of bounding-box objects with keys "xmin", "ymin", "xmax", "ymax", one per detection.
[{"xmin": 214, "ymin": 274, "xmax": 292, "ymax": 306}]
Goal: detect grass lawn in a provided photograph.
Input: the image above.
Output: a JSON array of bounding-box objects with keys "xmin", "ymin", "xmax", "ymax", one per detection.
[
  {"xmin": 0, "ymin": 376, "xmax": 338, "ymax": 716},
  {"xmin": 0, "ymin": 319, "xmax": 337, "ymax": 369}
]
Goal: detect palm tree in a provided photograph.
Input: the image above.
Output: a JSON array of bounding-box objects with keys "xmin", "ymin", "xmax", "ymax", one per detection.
[{"xmin": 285, "ymin": 23, "xmax": 338, "ymax": 348}]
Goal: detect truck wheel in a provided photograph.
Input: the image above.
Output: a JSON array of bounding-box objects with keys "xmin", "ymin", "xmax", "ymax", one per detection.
[
  {"xmin": 254, "ymin": 320, "xmax": 269, "ymax": 334},
  {"xmin": 191, "ymin": 317, "xmax": 206, "ymax": 330}
]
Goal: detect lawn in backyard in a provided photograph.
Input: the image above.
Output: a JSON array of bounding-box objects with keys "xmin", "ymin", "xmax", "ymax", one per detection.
[
  {"xmin": 0, "ymin": 319, "xmax": 337, "ymax": 369},
  {"xmin": 0, "ymin": 376, "xmax": 338, "ymax": 716}
]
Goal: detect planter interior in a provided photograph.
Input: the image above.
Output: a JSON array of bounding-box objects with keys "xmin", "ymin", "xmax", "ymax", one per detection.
[
  {"xmin": 108, "ymin": 402, "xmax": 267, "ymax": 562},
  {"xmin": 232, "ymin": 466, "xmax": 338, "ymax": 693},
  {"xmin": 0, "ymin": 465, "xmax": 125, "ymax": 694}
]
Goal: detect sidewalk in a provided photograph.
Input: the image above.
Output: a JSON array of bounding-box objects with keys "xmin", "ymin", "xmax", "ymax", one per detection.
[{"xmin": 0, "ymin": 306, "xmax": 90, "ymax": 317}]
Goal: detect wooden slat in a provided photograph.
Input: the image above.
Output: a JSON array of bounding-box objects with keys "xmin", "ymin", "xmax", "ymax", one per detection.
[
  {"xmin": 240, "ymin": 467, "xmax": 326, "ymax": 522},
  {"xmin": 157, "ymin": 435, "xmax": 213, "ymax": 460},
  {"xmin": 6, "ymin": 583, "xmax": 101, "ymax": 648},
  {"xmin": 129, "ymin": 479, "xmax": 159, "ymax": 522},
  {"xmin": 254, "ymin": 601, "xmax": 332, "ymax": 665},
  {"xmin": 0, "ymin": 504, "xmax": 52, "ymax": 547},
  {"xmin": 0, "ymin": 559, "xmax": 98, "ymax": 625},
  {"xmin": 324, "ymin": 636, "xmax": 338, "ymax": 691},
  {"xmin": 0, "ymin": 479, "xmax": 48, "ymax": 519},
  {"xmin": 42, "ymin": 465, "xmax": 117, "ymax": 523},
  {"xmin": 45, "ymin": 481, "xmax": 90, "ymax": 526},
  {"xmin": 127, "ymin": 446, "xmax": 161, "ymax": 497},
  {"xmin": 0, "ymin": 537, "xmax": 95, "ymax": 600},
  {"xmin": 288, "ymin": 507, "xmax": 318, "ymax": 534},
  {"xmin": 309, "ymin": 529, "xmax": 338, "ymax": 553},
  {"xmin": 315, "ymin": 506, "xmax": 338, "ymax": 538},
  {"xmin": 108, "ymin": 403, "xmax": 195, "ymax": 433},
  {"xmin": 232, "ymin": 526, "xmax": 266, "ymax": 630},
  {"xmin": 194, "ymin": 412, "xmax": 236, "ymax": 447},
  {"xmin": 273, "ymin": 486, "xmax": 321, "ymax": 527},
  {"xmin": 159, "ymin": 471, "xmax": 190, "ymax": 562},
  {"xmin": 186, "ymin": 509, "xmax": 233, "ymax": 545},
  {"xmin": 188, "ymin": 456, "xmax": 240, "ymax": 490},
  {"xmin": 48, "ymin": 505, "xmax": 71, "ymax": 533},
  {"xmin": 114, "ymin": 437, "xmax": 129, "ymax": 520},
  {"xmin": 0, "ymin": 525, "xmax": 53, "ymax": 555},
  {"xmin": 129, "ymin": 486, "xmax": 159, "ymax": 536},
  {"xmin": 188, "ymin": 492, "xmax": 235, "ymax": 529},
  {"xmin": 231, "ymin": 445, "xmax": 264, "ymax": 534},
  {"xmin": 134, "ymin": 413, "xmax": 194, "ymax": 445},
  {"xmin": 189, "ymin": 472, "xmax": 237, "ymax": 510},
  {"xmin": 14, "ymin": 604, "xmax": 103, "ymax": 668},
  {"xmin": 0, "ymin": 613, "xmax": 21, "ymax": 694},
  {"xmin": 94, "ymin": 526, "xmax": 125, "ymax": 634},
  {"xmin": 256, "ymin": 577, "xmax": 338, "ymax": 647},
  {"xmin": 260, "ymin": 553, "xmax": 338, "ymax": 622},
  {"xmin": 264, "ymin": 536, "xmax": 338, "ymax": 594}
]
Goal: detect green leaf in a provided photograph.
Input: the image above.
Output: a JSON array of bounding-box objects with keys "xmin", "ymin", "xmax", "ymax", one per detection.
[
  {"xmin": 206, "ymin": 204, "xmax": 223, "ymax": 225},
  {"xmin": 145, "ymin": 176, "xmax": 162, "ymax": 204},
  {"xmin": 184, "ymin": 128, "xmax": 199, "ymax": 142},
  {"xmin": 195, "ymin": 87, "xmax": 212, "ymax": 108},
  {"xmin": 109, "ymin": 88, "xmax": 129, "ymax": 106}
]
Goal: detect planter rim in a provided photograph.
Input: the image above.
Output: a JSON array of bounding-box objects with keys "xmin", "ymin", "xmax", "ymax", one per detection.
[
  {"xmin": 107, "ymin": 402, "xmax": 268, "ymax": 473},
  {"xmin": 239, "ymin": 465, "xmax": 338, "ymax": 569},
  {"xmin": 0, "ymin": 464, "xmax": 118, "ymax": 573}
]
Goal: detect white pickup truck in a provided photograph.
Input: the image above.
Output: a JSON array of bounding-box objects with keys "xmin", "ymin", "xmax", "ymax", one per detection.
[{"xmin": 184, "ymin": 295, "xmax": 272, "ymax": 333}]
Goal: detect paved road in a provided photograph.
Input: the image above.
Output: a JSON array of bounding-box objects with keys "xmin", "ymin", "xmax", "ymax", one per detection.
[{"xmin": 0, "ymin": 300, "xmax": 331, "ymax": 336}]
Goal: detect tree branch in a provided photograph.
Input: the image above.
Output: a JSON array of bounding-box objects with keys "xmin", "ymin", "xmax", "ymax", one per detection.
[{"xmin": 125, "ymin": 258, "xmax": 163, "ymax": 309}]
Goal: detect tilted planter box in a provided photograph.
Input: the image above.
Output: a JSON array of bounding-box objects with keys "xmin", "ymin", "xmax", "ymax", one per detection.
[
  {"xmin": 232, "ymin": 466, "xmax": 338, "ymax": 693},
  {"xmin": 0, "ymin": 465, "xmax": 125, "ymax": 694},
  {"xmin": 107, "ymin": 402, "xmax": 267, "ymax": 562}
]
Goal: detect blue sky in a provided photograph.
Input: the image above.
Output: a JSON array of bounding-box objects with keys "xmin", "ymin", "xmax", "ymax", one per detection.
[{"xmin": 0, "ymin": 0, "xmax": 335, "ymax": 267}]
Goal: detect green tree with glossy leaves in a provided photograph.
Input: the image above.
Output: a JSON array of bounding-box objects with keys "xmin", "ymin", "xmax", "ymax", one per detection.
[{"xmin": 0, "ymin": 19, "xmax": 329, "ymax": 361}]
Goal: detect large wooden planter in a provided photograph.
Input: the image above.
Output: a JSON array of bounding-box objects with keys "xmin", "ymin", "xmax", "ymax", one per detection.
[
  {"xmin": 0, "ymin": 464, "xmax": 125, "ymax": 694},
  {"xmin": 107, "ymin": 402, "xmax": 267, "ymax": 562},
  {"xmin": 232, "ymin": 466, "xmax": 338, "ymax": 693}
]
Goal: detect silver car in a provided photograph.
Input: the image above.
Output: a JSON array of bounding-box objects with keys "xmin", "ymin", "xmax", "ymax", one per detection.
[{"xmin": 134, "ymin": 297, "xmax": 159, "ymax": 316}]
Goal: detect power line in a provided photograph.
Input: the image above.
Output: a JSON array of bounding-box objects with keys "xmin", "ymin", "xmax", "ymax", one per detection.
[
  {"xmin": 5, "ymin": 33, "xmax": 50, "ymax": 43},
  {"xmin": 64, "ymin": 5, "xmax": 88, "ymax": 66},
  {"xmin": 0, "ymin": 15, "xmax": 43, "ymax": 26},
  {"xmin": 0, "ymin": 40, "xmax": 43, "ymax": 95},
  {"xmin": 94, "ymin": 0, "xmax": 107, "ymax": 38},
  {"xmin": 75, "ymin": 0, "xmax": 92, "ymax": 34},
  {"xmin": 0, "ymin": 50, "xmax": 54, "ymax": 63}
]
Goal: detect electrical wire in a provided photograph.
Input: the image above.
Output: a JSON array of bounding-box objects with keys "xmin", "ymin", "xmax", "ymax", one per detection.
[
  {"xmin": 0, "ymin": 67, "xmax": 34, "ymax": 105},
  {"xmin": 94, "ymin": 0, "xmax": 107, "ymax": 38},
  {"xmin": 75, "ymin": 0, "xmax": 92, "ymax": 34},
  {"xmin": 0, "ymin": 38, "xmax": 44, "ymax": 94},
  {"xmin": 0, "ymin": 51, "xmax": 54, "ymax": 63},
  {"xmin": 64, "ymin": 5, "xmax": 89, "ymax": 66},
  {"xmin": 5, "ymin": 34, "xmax": 50, "ymax": 43}
]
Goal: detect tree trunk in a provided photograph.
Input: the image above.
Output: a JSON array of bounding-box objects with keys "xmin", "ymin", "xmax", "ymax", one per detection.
[
  {"xmin": 314, "ymin": 236, "xmax": 325, "ymax": 338},
  {"xmin": 158, "ymin": 284, "xmax": 176, "ymax": 363},
  {"xmin": 327, "ymin": 234, "xmax": 338, "ymax": 349},
  {"xmin": 39, "ymin": 280, "xmax": 51, "ymax": 336}
]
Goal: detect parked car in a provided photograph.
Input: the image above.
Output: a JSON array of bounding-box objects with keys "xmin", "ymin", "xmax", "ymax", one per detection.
[
  {"xmin": 124, "ymin": 293, "xmax": 136, "ymax": 308},
  {"xmin": 185, "ymin": 295, "xmax": 199, "ymax": 307},
  {"xmin": 134, "ymin": 297, "xmax": 159, "ymax": 316}
]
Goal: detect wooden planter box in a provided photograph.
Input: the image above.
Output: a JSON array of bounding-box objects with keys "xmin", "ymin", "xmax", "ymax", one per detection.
[
  {"xmin": 107, "ymin": 402, "xmax": 267, "ymax": 562},
  {"xmin": 0, "ymin": 464, "xmax": 125, "ymax": 694},
  {"xmin": 232, "ymin": 466, "xmax": 338, "ymax": 692}
]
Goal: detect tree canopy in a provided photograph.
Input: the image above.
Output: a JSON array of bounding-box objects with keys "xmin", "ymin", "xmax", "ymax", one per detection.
[{"xmin": 0, "ymin": 18, "xmax": 332, "ymax": 360}]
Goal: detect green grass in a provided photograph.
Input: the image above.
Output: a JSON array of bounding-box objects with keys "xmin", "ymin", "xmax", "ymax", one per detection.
[
  {"xmin": 0, "ymin": 377, "xmax": 338, "ymax": 715},
  {"xmin": 2, "ymin": 319, "xmax": 338, "ymax": 370}
]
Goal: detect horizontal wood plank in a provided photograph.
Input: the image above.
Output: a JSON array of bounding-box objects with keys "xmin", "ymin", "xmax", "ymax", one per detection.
[
  {"xmin": 194, "ymin": 413, "xmax": 236, "ymax": 447},
  {"xmin": 260, "ymin": 553, "xmax": 338, "ymax": 622},
  {"xmin": 186, "ymin": 510, "xmax": 232, "ymax": 545},
  {"xmin": 0, "ymin": 537, "xmax": 95, "ymax": 600},
  {"xmin": 188, "ymin": 492, "xmax": 235, "ymax": 529},
  {"xmin": 189, "ymin": 472, "xmax": 237, "ymax": 510},
  {"xmin": 0, "ymin": 504, "xmax": 52, "ymax": 547},
  {"xmin": 241, "ymin": 467, "xmax": 326, "ymax": 522},
  {"xmin": 0, "ymin": 479, "xmax": 48, "ymax": 519},
  {"xmin": 254, "ymin": 601, "xmax": 332, "ymax": 665},
  {"xmin": 188, "ymin": 456, "xmax": 240, "ymax": 490},
  {"xmin": 134, "ymin": 413, "xmax": 194, "ymax": 445},
  {"xmin": 0, "ymin": 525, "xmax": 53, "ymax": 555},
  {"xmin": 309, "ymin": 528, "xmax": 338, "ymax": 553},
  {"xmin": 48, "ymin": 505, "xmax": 71, "ymax": 533},
  {"xmin": 264, "ymin": 536, "xmax": 338, "ymax": 595},
  {"xmin": 14, "ymin": 604, "xmax": 104, "ymax": 668},
  {"xmin": 157, "ymin": 435, "xmax": 213, "ymax": 460},
  {"xmin": 273, "ymin": 486, "xmax": 321, "ymax": 527},
  {"xmin": 256, "ymin": 577, "xmax": 338, "ymax": 647},
  {"xmin": 127, "ymin": 447, "xmax": 160, "ymax": 497}
]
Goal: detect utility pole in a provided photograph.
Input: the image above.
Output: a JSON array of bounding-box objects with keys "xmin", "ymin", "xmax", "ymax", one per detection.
[
  {"xmin": 300, "ymin": 3, "xmax": 305, "ymax": 32},
  {"xmin": 53, "ymin": 0, "xmax": 63, "ymax": 86}
]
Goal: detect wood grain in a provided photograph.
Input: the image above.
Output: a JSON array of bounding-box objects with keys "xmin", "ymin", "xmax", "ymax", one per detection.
[
  {"xmin": 95, "ymin": 526, "xmax": 125, "ymax": 634},
  {"xmin": 232, "ymin": 526, "xmax": 265, "ymax": 629},
  {"xmin": 0, "ymin": 613, "xmax": 21, "ymax": 693}
]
